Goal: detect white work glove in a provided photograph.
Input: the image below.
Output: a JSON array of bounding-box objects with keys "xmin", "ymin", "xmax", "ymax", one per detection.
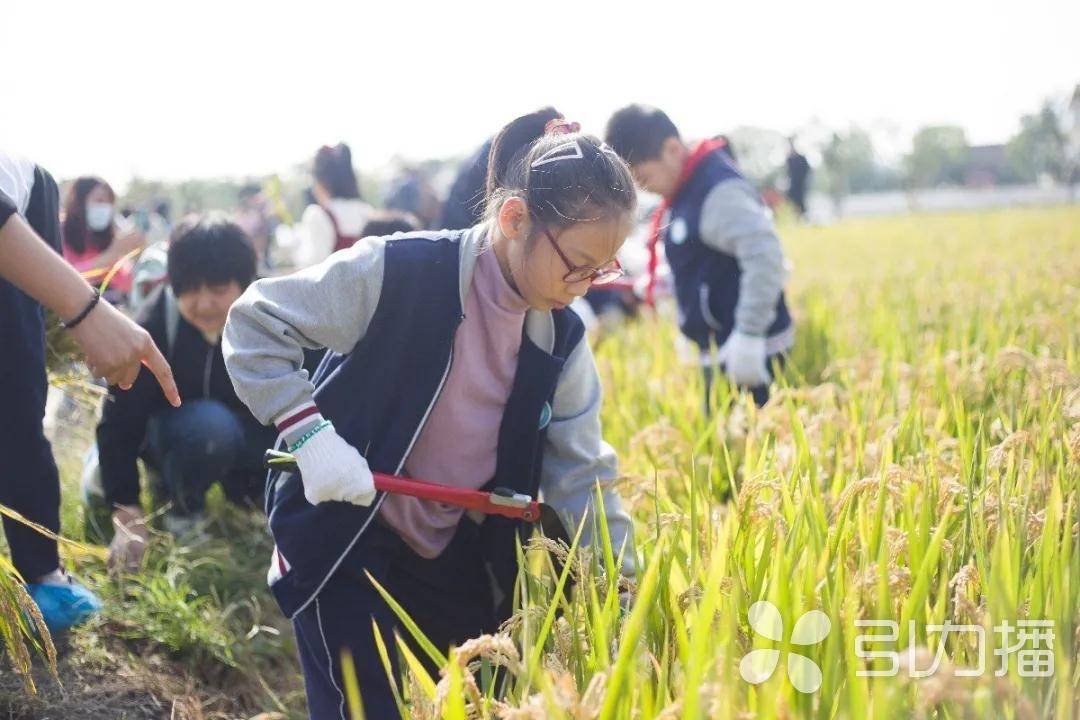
[
  {"xmin": 718, "ymin": 330, "xmax": 771, "ymax": 387},
  {"xmin": 292, "ymin": 425, "xmax": 377, "ymax": 507}
]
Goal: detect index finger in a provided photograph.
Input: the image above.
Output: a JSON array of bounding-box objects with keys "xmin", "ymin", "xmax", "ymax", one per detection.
[{"xmin": 141, "ymin": 339, "xmax": 182, "ymax": 407}]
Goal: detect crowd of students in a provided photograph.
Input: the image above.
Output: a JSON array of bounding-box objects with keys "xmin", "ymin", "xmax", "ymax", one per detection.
[{"xmin": 0, "ymin": 102, "xmax": 795, "ymax": 719}]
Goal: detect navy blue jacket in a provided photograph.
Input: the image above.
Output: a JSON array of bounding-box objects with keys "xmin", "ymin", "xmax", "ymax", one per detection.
[
  {"xmin": 665, "ymin": 150, "xmax": 793, "ymax": 349},
  {"xmin": 236, "ymin": 230, "xmax": 627, "ymax": 619}
]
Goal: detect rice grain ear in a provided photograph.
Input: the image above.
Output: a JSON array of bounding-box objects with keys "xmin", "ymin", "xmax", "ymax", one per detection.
[
  {"xmin": 0, "ymin": 575, "xmax": 36, "ymax": 695},
  {"xmin": 0, "ymin": 502, "xmax": 107, "ymax": 561},
  {"xmin": 0, "ymin": 546, "xmax": 60, "ymax": 695},
  {"xmin": 12, "ymin": 580, "xmax": 58, "ymax": 683}
]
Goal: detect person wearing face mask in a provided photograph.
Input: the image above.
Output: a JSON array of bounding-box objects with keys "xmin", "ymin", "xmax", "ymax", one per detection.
[
  {"xmin": 96, "ymin": 215, "xmax": 276, "ymax": 570},
  {"xmin": 61, "ymin": 177, "xmax": 145, "ymax": 299}
]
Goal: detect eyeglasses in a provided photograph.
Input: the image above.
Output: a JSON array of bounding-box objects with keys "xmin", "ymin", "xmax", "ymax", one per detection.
[{"xmin": 541, "ymin": 226, "xmax": 625, "ymax": 286}]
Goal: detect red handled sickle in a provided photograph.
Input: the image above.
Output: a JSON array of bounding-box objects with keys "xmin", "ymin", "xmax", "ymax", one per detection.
[{"xmin": 263, "ymin": 449, "xmax": 571, "ymax": 546}]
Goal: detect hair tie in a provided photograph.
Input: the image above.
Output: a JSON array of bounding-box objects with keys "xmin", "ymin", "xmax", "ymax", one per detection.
[{"xmin": 544, "ymin": 119, "xmax": 581, "ymax": 136}]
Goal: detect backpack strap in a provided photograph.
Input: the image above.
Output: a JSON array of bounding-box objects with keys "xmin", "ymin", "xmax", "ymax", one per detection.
[{"xmin": 324, "ymin": 205, "xmax": 359, "ymax": 252}]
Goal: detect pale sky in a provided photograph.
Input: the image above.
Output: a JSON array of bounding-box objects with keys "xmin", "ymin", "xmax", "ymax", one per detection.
[{"xmin": 5, "ymin": 0, "xmax": 1078, "ymax": 188}]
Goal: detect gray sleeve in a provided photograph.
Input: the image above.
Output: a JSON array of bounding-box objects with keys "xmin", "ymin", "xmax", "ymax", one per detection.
[
  {"xmin": 539, "ymin": 337, "xmax": 636, "ymax": 577},
  {"xmin": 223, "ymin": 236, "xmax": 386, "ymax": 425},
  {"xmin": 699, "ymin": 179, "xmax": 787, "ymax": 336}
]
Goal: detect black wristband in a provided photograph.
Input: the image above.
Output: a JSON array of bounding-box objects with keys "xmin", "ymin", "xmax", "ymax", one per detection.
[{"xmin": 61, "ymin": 288, "xmax": 101, "ymax": 330}]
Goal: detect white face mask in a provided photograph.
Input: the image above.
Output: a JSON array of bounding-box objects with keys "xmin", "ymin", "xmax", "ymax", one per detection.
[{"xmin": 86, "ymin": 202, "xmax": 114, "ymax": 232}]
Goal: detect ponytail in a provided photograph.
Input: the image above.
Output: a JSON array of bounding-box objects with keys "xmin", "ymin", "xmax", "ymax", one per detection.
[
  {"xmin": 313, "ymin": 143, "xmax": 362, "ymax": 200},
  {"xmin": 484, "ymin": 109, "xmax": 636, "ymax": 236}
]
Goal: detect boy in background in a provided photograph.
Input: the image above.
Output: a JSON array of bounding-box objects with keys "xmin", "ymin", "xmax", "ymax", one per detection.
[{"xmin": 606, "ymin": 105, "xmax": 794, "ymax": 409}]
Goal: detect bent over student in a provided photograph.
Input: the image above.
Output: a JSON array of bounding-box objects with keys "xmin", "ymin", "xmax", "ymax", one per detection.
[
  {"xmin": 223, "ymin": 110, "xmax": 637, "ymax": 719},
  {"xmin": 606, "ymin": 105, "xmax": 795, "ymax": 410},
  {"xmin": 100, "ymin": 216, "xmax": 277, "ymax": 570}
]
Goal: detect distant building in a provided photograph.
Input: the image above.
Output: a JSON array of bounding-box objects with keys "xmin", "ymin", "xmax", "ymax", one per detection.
[{"xmin": 961, "ymin": 144, "xmax": 1010, "ymax": 187}]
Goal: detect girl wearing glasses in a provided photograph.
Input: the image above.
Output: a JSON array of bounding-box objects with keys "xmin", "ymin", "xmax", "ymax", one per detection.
[{"xmin": 223, "ymin": 109, "xmax": 637, "ymax": 719}]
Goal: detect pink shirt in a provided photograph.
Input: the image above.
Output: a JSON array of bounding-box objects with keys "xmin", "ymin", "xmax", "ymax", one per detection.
[
  {"xmin": 379, "ymin": 247, "xmax": 529, "ymax": 557},
  {"xmin": 64, "ymin": 244, "xmax": 134, "ymax": 294}
]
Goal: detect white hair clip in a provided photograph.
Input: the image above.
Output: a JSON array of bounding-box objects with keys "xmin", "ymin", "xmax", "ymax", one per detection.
[{"xmin": 531, "ymin": 140, "xmax": 584, "ymax": 168}]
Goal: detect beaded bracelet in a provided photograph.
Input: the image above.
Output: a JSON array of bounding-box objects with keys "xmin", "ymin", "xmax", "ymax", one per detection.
[
  {"xmin": 288, "ymin": 420, "xmax": 332, "ymax": 453},
  {"xmin": 61, "ymin": 288, "xmax": 101, "ymax": 330}
]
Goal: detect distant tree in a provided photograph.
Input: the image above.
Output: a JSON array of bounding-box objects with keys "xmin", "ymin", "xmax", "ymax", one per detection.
[
  {"xmin": 1007, "ymin": 94, "xmax": 1075, "ymax": 186},
  {"xmin": 123, "ymin": 178, "xmax": 169, "ymax": 208},
  {"xmin": 726, "ymin": 126, "xmax": 789, "ymax": 184},
  {"xmin": 1071, "ymin": 84, "xmax": 1080, "ymax": 199},
  {"xmin": 814, "ymin": 126, "xmax": 905, "ymax": 216},
  {"xmin": 819, "ymin": 129, "xmax": 871, "ymax": 214},
  {"xmin": 905, "ymin": 126, "xmax": 970, "ymax": 188},
  {"xmin": 120, "ymin": 177, "xmax": 296, "ymax": 219}
]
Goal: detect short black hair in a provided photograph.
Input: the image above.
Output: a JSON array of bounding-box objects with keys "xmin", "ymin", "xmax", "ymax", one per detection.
[
  {"xmin": 361, "ymin": 211, "xmax": 420, "ymax": 237},
  {"xmin": 605, "ymin": 104, "xmax": 681, "ymax": 165},
  {"xmin": 167, "ymin": 214, "xmax": 257, "ymax": 296}
]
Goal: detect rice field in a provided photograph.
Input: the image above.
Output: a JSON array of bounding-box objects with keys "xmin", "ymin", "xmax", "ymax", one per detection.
[
  {"xmin": 2, "ymin": 205, "xmax": 1078, "ymax": 719},
  {"xmin": 413, "ymin": 205, "xmax": 1080, "ymax": 719}
]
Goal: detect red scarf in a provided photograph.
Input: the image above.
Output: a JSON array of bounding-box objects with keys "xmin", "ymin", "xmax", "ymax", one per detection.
[{"xmin": 644, "ymin": 137, "xmax": 728, "ymax": 307}]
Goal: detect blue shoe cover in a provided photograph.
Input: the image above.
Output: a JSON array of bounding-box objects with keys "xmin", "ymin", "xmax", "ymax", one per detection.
[{"xmin": 26, "ymin": 579, "xmax": 103, "ymax": 634}]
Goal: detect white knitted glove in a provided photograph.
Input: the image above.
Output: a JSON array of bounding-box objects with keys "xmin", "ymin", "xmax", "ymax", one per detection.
[
  {"xmin": 718, "ymin": 330, "xmax": 770, "ymax": 387},
  {"xmin": 293, "ymin": 425, "xmax": 376, "ymax": 506}
]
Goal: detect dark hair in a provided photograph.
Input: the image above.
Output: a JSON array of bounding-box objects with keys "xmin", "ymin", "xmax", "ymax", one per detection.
[
  {"xmin": 62, "ymin": 176, "xmax": 116, "ymax": 255},
  {"xmin": 441, "ymin": 137, "xmax": 494, "ymax": 229},
  {"xmin": 361, "ymin": 211, "xmax": 420, "ymax": 237},
  {"xmin": 313, "ymin": 143, "xmax": 361, "ymax": 200},
  {"xmin": 167, "ymin": 214, "xmax": 257, "ymax": 296},
  {"xmin": 484, "ymin": 108, "xmax": 636, "ymax": 244},
  {"xmin": 604, "ymin": 104, "xmax": 682, "ymax": 165}
]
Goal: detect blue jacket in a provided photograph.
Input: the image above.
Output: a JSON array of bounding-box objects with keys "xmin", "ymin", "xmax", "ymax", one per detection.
[{"xmin": 665, "ymin": 150, "xmax": 793, "ymax": 350}]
